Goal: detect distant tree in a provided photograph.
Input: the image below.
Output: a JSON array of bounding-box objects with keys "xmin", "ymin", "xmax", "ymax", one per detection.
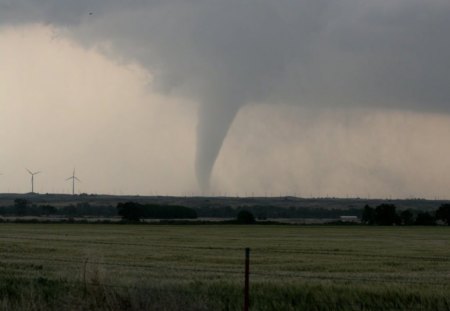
[
  {"xmin": 62, "ymin": 205, "xmax": 77, "ymax": 216},
  {"xmin": 117, "ymin": 202, "xmax": 143, "ymax": 221},
  {"xmin": 236, "ymin": 210, "xmax": 256, "ymax": 224},
  {"xmin": 40, "ymin": 205, "xmax": 56, "ymax": 216},
  {"xmin": 375, "ymin": 204, "xmax": 400, "ymax": 225},
  {"xmin": 14, "ymin": 198, "xmax": 28, "ymax": 216},
  {"xmin": 361, "ymin": 205, "xmax": 375, "ymax": 225},
  {"xmin": 415, "ymin": 212, "xmax": 436, "ymax": 226},
  {"xmin": 400, "ymin": 209, "xmax": 414, "ymax": 225},
  {"xmin": 436, "ymin": 204, "xmax": 450, "ymax": 225}
]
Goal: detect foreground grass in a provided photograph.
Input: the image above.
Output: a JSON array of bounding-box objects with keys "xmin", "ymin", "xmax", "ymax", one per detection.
[
  {"xmin": 1, "ymin": 277, "xmax": 449, "ymax": 311},
  {"xmin": 0, "ymin": 224, "xmax": 449, "ymax": 310}
]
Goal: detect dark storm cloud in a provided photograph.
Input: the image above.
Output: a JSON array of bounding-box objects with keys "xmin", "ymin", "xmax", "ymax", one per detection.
[{"xmin": 2, "ymin": 0, "xmax": 450, "ymax": 190}]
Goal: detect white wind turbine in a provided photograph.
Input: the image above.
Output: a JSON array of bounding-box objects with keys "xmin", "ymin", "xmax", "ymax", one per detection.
[
  {"xmin": 26, "ymin": 169, "xmax": 41, "ymax": 193},
  {"xmin": 66, "ymin": 169, "xmax": 81, "ymax": 195}
]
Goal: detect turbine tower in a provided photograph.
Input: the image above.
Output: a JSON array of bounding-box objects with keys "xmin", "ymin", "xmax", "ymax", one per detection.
[
  {"xmin": 66, "ymin": 169, "xmax": 81, "ymax": 195},
  {"xmin": 26, "ymin": 169, "xmax": 41, "ymax": 194}
]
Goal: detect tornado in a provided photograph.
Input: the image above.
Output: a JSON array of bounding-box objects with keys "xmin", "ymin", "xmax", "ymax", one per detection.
[{"xmin": 196, "ymin": 99, "xmax": 241, "ymax": 193}]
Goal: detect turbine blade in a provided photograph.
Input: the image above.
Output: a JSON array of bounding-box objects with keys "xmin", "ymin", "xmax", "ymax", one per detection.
[
  {"xmin": 75, "ymin": 177, "xmax": 81, "ymax": 182},
  {"xmin": 66, "ymin": 177, "xmax": 73, "ymax": 181},
  {"xmin": 26, "ymin": 168, "xmax": 32, "ymax": 174}
]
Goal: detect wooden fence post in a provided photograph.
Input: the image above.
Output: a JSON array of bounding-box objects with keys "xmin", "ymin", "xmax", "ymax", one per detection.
[
  {"xmin": 244, "ymin": 247, "xmax": 250, "ymax": 311},
  {"xmin": 83, "ymin": 258, "xmax": 88, "ymax": 295}
]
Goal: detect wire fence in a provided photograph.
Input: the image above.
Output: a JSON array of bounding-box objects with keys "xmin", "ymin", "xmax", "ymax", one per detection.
[
  {"xmin": 1, "ymin": 236, "xmax": 449, "ymax": 311},
  {"xmin": 1, "ymin": 250, "xmax": 449, "ymax": 287},
  {"xmin": 1, "ymin": 234, "xmax": 449, "ymax": 262}
]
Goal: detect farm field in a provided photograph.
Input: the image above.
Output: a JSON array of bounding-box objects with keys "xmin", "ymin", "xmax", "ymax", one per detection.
[{"xmin": 0, "ymin": 224, "xmax": 449, "ymax": 310}]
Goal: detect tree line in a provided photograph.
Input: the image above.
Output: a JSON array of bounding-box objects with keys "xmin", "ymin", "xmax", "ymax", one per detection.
[
  {"xmin": 0, "ymin": 200, "xmax": 364, "ymax": 219},
  {"xmin": 362, "ymin": 204, "xmax": 450, "ymax": 225},
  {"xmin": 117, "ymin": 202, "xmax": 197, "ymax": 221},
  {"xmin": 193, "ymin": 205, "xmax": 364, "ymax": 219},
  {"xmin": 0, "ymin": 199, "xmax": 116, "ymax": 217},
  {"xmin": 0, "ymin": 199, "xmax": 449, "ymax": 225}
]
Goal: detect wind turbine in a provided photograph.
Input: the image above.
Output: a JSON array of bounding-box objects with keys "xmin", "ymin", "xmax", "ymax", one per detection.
[
  {"xmin": 66, "ymin": 169, "xmax": 81, "ymax": 195},
  {"xmin": 26, "ymin": 169, "xmax": 41, "ymax": 194}
]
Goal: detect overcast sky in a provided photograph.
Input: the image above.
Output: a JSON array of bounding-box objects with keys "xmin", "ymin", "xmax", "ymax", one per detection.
[{"xmin": 1, "ymin": 1, "xmax": 450, "ymax": 198}]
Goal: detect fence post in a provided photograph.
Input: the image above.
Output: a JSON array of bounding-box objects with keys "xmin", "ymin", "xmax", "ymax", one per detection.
[
  {"xmin": 244, "ymin": 247, "xmax": 250, "ymax": 311},
  {"xmin": 83, "ymin": 258, "xmax": 88, "ymax": 295}
]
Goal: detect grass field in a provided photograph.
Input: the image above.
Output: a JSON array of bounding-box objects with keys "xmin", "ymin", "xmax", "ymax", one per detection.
[{"xmin": 0, "ymin": 224, "xmax": 449, "ymax": 310}]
